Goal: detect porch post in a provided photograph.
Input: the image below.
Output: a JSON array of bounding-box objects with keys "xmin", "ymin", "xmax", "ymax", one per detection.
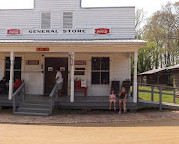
[
  {"xmin": 70, "ymin": 52, "xmax": 75, "ymax": 102},
  {"xmin": 8, "ymin": 51, "xmax": 14, "ymax": 100},
  {"xmin": 133, "ymin": 51, "xmax": 138, "ymax": 103}
]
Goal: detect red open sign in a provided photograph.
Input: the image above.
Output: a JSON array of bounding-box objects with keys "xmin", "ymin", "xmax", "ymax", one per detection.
[
  {"xmin": 7, "ymin": 29, "xmax": 21, "ymax": 35},
  {"xmin": 95, "ymin": 28, "xmax": 110, "ymax": 34}
]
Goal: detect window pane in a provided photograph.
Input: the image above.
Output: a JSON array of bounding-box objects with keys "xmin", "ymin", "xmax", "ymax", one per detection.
[
  {"xmin": 92, "ymin": 57, "xmax": 100, "ymax": 70},
  {"xmin": 5, "ymin": 57, "xmax": 22, "ymax": 70},
  {"xmin": 5, "ymin": 71, "xmax": 10, "ymax": 82},
  {"xmin": 101, "ymin": 57, "xmax": 109, "ymax": 70},
  {"xmin": 101, "ymin": 72, "xmax": 109, "ymax": 84},
  {"xmin": 14, "ymin": 57, "xmax": 22, "ymax": 70},
  {"xmin": 14, "ymin": 71, "xmax": 21, "ymax": 81},
  {"xmin": 5, "ymin": 57, "xmax": 10, "ymax": 69},
  {"xmin": 92, "ymin": 72, "xmax": 100, "ymax": 84},
  {"xmin": 5, "ymin": 57, "xmax": 22, "ymax": 82},
  {"xmin": 41, "ymin": 12, "xmax": 51, "ymax": 29}
]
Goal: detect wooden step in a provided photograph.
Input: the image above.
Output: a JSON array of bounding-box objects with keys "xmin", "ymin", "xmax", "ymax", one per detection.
[{"xmin": 14, "ymin": 111, "xmax": 49, "ymax": 116}]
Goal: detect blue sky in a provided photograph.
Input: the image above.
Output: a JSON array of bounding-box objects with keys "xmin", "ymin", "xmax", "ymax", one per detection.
[{"xmin": 0, "ymin": 0, "xmax": 177, "ymax": 18}]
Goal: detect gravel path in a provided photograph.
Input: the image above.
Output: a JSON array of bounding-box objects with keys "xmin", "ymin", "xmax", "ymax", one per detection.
[{"xmin": 0, "ymin": 109, "xmax": 179, "ymax": 125}]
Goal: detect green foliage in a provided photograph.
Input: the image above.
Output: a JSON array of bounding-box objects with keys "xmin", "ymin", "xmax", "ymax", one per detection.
[
  {"xmin": 138, "ymin": 41, "xmax": 158, "ymax": 73},
  {"xmin": 135, "ymin": 1, "xmax": 179, "ymax": 74}
]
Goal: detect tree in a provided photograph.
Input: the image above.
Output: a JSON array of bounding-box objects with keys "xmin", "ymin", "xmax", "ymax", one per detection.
[{"xmin": 142, "ymin": 1, "xmax": 179, "ymax": 69}]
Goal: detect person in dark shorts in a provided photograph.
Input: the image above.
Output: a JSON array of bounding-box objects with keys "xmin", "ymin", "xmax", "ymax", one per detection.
[{"xmin": 118, "ymin": 87, "xmax": 128, "ymax": 114}]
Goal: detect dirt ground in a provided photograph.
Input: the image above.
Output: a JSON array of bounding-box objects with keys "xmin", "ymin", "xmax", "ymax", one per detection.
[
  {"xmin": 0, "ymin": 109, "xmax": 179, "ymax": 144},
  {"xmin": 0, "ymin": 108, "xmax": 179, "ymax": 125},
  {"xmin": 0, "ymin": 120, "xmax": 179, "ymax": 144}
]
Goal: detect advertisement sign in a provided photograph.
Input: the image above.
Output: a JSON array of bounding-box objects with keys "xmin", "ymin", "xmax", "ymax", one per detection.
[
  {"xmin": 36, "ymin": 48, "xmax": 49, "ymax": 52},
  {"xmin": 95, "ymin": 28, "xmax": 111, "ymax": 35},
  {"xmin": 7, "ymin": 29, "xmax": 21, "ymax": 35},
  {"xmin": 75, "ymin": 60, "xmax": 86, "ymax": 65}
]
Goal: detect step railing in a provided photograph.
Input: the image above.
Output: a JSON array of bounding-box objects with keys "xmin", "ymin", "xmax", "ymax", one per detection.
[
  {"xmin": 137, "ymin": 83, "xmax": 179, "ymax": 110},
  {"xmin": 12, "ymin": 83, "xmax": 25, "ymax": 114},
  {"xmin": 49, "ymin": 82, "xmax": 63, "ymax": 115}
]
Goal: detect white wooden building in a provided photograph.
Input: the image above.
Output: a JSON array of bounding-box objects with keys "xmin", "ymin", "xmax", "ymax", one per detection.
[{"xmin": 0, "ymin": 0, "xmax": 146, "ymax": 112}]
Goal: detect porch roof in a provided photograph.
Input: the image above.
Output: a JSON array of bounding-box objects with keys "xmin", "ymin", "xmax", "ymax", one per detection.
[
  {"xmin": 0, "ymin": 39, "xmax": 146, "ymax": 53},
  {"xmin": 0, "ymin": 39, "xmax": 146, "ymax": 44}
]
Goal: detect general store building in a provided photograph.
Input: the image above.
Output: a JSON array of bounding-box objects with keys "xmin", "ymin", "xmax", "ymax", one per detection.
[{"xmin": 0, "ymin": 0, "xmax": 146, "ymax": 114}]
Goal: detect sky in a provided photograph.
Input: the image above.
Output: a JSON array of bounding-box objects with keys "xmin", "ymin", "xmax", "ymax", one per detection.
[{"xmin": 0, "ymin": 0, "xmax": 178, "ymax": 18}]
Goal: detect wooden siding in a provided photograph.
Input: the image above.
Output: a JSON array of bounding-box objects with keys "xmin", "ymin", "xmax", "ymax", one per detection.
[
  {"xmin": 174, "ymin": 70, "xmax": 179, "ymax": 94},
  {"xmin": 0, "ymin": 0, "xmax": 135, "ymax": 40},
  {"xmin": 0, "ymin": 52, "xmax": 131, "ymax": 96}
]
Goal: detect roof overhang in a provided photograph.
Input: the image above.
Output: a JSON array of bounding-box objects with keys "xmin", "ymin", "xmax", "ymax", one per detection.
[
  {"xmin": 139, "ymin": 64, "xmax": 179, "ymax": 76},
  {"xmin": 0, "ymin": 39, "xmax": 147, "ymax": 53}
]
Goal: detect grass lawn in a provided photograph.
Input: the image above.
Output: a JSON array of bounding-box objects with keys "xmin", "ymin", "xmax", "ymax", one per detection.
[{"xmin": 138, "ymin": 86, "xmax": 179, "ymax": 104}]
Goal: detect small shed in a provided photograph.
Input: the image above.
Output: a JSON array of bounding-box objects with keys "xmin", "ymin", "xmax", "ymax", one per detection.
[{"xmin": 138, "ymin": 65, "xmax": 179, "ymax": 90}]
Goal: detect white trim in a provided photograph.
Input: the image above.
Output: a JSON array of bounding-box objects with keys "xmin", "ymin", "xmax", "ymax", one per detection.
[
  {"xmin": 70, "ymin": 52, "xmax": 75, "ymax": 102},
  {"xmin": 133, "ymin": 51, "xmax": 138, "ymax": 103},
  {"xmin": 8, "ymin": 51, "xmax": 14, "ymax": 100}
]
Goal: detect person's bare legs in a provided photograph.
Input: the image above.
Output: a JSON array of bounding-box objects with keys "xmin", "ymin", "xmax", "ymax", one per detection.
[
  {"xmin": 109, "ymin": 101, "xmax": 112, "ymax": 110},
  {"xmin": 114, "ymin": 101, "xmax": 116, "ymax": 111},
  {"xmin": 123, "ymin": 99, "xmax": 127, "ymax": 112},
  {"xmin": 119, "ymin": 100, "xmax": 122, "ymax": 114}
]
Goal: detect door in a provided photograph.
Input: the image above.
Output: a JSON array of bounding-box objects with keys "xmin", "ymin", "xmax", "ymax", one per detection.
[{"xmin": 45, "ymin": 57, "xmax": 68, "ymax": 95}]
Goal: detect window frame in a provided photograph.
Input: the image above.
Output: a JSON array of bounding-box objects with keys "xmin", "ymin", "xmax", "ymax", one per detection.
[
  {"xmin": 5, "ymin": 57, "xmax": 22, "ymax": 82},
  {"xmin": 40, "ymin": 12, "xmax": 51, "ymax": 29},
  {"xmin": 91, "ymin": 57, "xmax": 110, "ymax": 85},
  {"xmin": 63, "ymin": 12, "xmax": 73, "ymax": 28}
]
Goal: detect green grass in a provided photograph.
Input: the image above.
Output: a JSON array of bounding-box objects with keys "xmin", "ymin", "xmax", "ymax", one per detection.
[{"xmin": 138, "ymin": 86, "xmax": 179, "ymax": 104}]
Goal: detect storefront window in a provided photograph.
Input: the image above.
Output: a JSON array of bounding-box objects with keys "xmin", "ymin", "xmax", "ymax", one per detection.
[
  {"xmin": 5, "ymin": 57, "xmax": 22, "ymax": 82},
  {"xmin": 91, "ymin": 57, "xmax": 109, "ymax": 85}
]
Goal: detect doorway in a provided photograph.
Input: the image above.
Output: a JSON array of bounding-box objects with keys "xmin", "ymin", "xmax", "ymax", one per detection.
[{"xmin": 45, "ymin": 57, "xmax": 68, "ymax": 95}]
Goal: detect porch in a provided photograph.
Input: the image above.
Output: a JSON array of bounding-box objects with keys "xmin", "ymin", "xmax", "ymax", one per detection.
[
  {"xmin": 0, "ymin": 39, "xmax": 146, "ymax": 115},
  {"xmin": 0, "ymin": 94, "xmax": 137, "ymax": 115}
]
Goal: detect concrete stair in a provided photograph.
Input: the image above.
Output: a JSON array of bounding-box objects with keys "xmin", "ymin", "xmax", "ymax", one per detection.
[{"xmin": 14, "ymin": 100, "xmax": 51, "ymax": 116}]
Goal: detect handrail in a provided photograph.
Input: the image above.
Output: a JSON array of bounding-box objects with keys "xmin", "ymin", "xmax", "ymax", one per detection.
[
  {"xmin": 13, "ymin": 83, "xmax": 25, "ymax": 98},
  {"xmin": 138, "ymin": 83, "xmax": 177, "ymax": 89},
  {"xmin": 49, "ymin": 84, "xmax": 58, "ymax": 98},
  {"xmin": 49, "ymin": 82, "xmax": 63, "ymax": 115},
  {"xmin": 12, "ymin": 82, "xmax": 25, "ymax": 114},
  {"xmin": 137, "ymin": 83, "xmax": 179, "ymax": 110}
]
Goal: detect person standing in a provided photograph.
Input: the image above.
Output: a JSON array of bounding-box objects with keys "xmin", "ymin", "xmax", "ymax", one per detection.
[{"xmin": 55, "ymin": 67, "xmax": 63, "ymax": 96}]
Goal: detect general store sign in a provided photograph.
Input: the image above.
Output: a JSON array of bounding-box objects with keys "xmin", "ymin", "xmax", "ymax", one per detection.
[
  {"xmin": 7, "ymin": 29, "xmax": 21, "ymax": 35},
  {"xmin": 95, "ymin": 28, "xmax": 111, "ymax": 35},
  {"xmin": 27, "ymin": 29, "xmax": 86, "ymax": 34}
]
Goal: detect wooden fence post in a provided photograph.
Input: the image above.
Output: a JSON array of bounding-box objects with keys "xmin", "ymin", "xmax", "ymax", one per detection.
[
  {"xmin": 173, "ymin": 88, "xmax": 176, "ymax": 104},
  {"xmin": 159, "ymin": 86, "xmax": 162, "ymax": 110},
  {"xmin": 137, "ymin": 84, "xmax": 139, "ymax": 103},
  {"xmin": 151, "ymin": 85, "xmax": 154, "ymax": 101},
  {"xmin": 13, "ymin": 97, "xmax": 16, "ymax": 114}
]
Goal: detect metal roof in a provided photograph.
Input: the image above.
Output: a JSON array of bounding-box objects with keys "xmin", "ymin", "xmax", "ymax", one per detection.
[
  {"xmin": 0, "ymin": 39, "xmax": 146, "ymax": 44},
  {"xmin": 139, "ymin": 64, "xmax": 179, "ymax": 75}
]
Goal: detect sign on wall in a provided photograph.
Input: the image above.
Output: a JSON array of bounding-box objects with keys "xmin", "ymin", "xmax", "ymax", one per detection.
[
  {"xmin": 26, "ymin": 60, "xmax": 39, "ymax": 65},
  {"xmin": 27, "ymin": 29, "xmax": 86, "ymax": 34},
  {"xmin": 36, "ymin": 48, "xmax": 49, "ymax": 52},
  {"xmin": 75, "ymin": 60, "xmax": 86, "ymax": 65},
  {"xmin": 7, "ymin": 29, "xmax": 21, "ymax": 35},
  {"xmin": 95, "ymin": 28, "xmax": 111, "ymax": 35},
  {"xmin": 5, "ymin": 28, "xmax": 112, "ymax": 36}
]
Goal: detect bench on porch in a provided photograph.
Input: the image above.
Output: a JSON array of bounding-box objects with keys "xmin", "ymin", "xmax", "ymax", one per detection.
[{"xmin": 74, "ymin": 80, "xmax": 87, "ymax": 97}]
